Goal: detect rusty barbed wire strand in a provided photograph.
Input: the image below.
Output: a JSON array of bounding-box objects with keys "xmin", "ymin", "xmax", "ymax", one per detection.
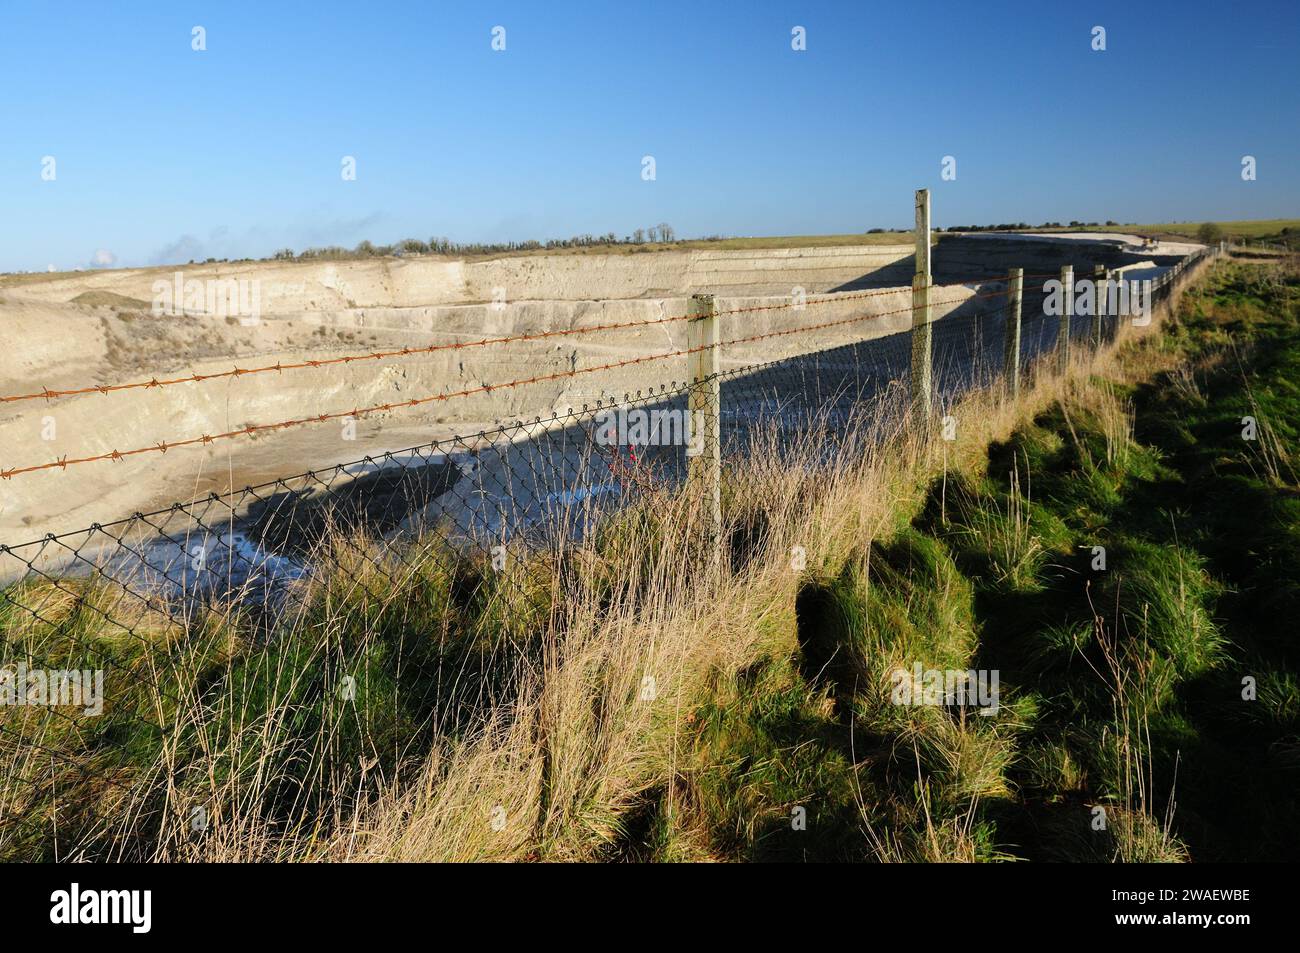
[
  {"xmin": 0, "ymin": 249, "xmax": 1215, "ymax": 859},
  {"xmin": 0, "ymin": 275, "xmax": 1018, "ymax": 407},
  {"xmin": 0, "ymin": 290, "xmax": 1003, "ymax": 479}
]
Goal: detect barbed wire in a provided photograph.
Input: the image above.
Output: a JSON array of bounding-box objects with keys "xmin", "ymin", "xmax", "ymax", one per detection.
[
  {"xmin": 0, "ymin": 248, "xmax": 1216, "ymax": 859},
  {"xmin": 0, "ymin": 290, "xmax": 996, "ymax": 480},
  {"xmin": 0, "ymin": 275, "xmax": 1014, "ymax": 409}
]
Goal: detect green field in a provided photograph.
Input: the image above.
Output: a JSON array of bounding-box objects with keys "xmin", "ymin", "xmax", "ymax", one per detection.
[
  {"xmin": 459, "ymin": 230, "xmax": 919, "ymax": 262},
  {"xmin": 1034, "ymin": 219, "xmax": 1300, "ymax": 246}
]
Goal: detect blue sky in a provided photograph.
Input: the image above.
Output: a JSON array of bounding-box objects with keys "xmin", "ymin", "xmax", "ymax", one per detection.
[{"xmin": 1, "ymin": 0, "xmax": 1297, "ymax": 272}]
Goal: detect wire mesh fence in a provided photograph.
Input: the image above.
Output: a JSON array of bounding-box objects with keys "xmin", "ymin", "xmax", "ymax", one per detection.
[{"xmin": 0, "ymin": 246, "xmax": 1217, "ymax": 859}]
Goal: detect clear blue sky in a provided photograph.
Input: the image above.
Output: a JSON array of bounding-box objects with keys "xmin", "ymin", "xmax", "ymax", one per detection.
[{"xmin": 2, "ymin": 0, "xmax": 1297, "ymax": 272}]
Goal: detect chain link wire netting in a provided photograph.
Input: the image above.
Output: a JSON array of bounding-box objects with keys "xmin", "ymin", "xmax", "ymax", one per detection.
[{"xmin": 0, "ymin": 251, "xmax": 1212, "ymax": 858}]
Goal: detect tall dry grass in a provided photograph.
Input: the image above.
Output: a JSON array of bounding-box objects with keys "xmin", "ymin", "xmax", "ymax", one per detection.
[
  {"xmin": 314, "ymin": 281, "xmax": 1205, "ymax": 861},
  {"xmin": 0, "ymin": 257, "xmax": 1218, "ymax": 862}
]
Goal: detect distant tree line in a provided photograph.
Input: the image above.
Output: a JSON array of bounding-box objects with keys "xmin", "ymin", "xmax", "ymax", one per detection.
[
  {"xmin": 945, "ymin": 220, "xmax": 1122, "ymax": 232},
  {"xmin": 265, "ymin": 223, "xmax": 681, "ymax": 263},
  {"xmin": 239, "ymin": 216, "xmax": 1249, "ymax": 268}
]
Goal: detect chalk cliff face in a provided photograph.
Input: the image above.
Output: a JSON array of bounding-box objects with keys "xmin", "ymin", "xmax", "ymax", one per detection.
[{"xmin": 0, "ymin": 236, "xmax": 1179, "ymax": 542}]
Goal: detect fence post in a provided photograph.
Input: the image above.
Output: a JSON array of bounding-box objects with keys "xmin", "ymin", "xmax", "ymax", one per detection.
[
  {"xmin": 1057, "ymin": 265, "xmax": 1073, "ymax": 372},
  {"xmin": 1092, "ymin": 264, "xmax": 1106, "ymax": 350},
  {"xmin": 910, "ymin": 188, "xmax": 933, "ymax": 423},
  {"xmin": 1004, "ymin": 267, "xmax": 1023, "ymax": 399},
  {"xmin": 687, "ymin": 293, "xmax": 721, "ymax": 564}
]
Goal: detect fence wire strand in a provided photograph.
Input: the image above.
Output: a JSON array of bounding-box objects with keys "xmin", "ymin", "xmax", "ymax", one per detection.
[{"xmin": 0, "ymin": 250, "xmax": 1214, "ymax": 859}]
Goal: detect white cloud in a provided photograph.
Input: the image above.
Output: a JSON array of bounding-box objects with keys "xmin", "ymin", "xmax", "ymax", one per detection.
[{"xmin": 88, "ymin": 248, "xmax": 117, "ymax": 268}]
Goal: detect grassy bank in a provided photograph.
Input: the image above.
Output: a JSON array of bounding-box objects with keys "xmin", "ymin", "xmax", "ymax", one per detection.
[
  {"xmin": 5, "ymin": 254, "xmax": 1295, "ymax": 862},
  {"xmin": 653, "ymin": 257, "xmax": 1298, "ymax": 862}
]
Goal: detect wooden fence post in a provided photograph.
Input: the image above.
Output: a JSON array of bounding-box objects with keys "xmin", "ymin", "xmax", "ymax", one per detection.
[
  {"xmin": 1057, "ymin": 265, "xmax": 1073, "ymax": 372},
  {"xmin": 911, "ymin": 188, "xmax": 933, "ymax": 423},
  {"xmin": 687, "ymin": 293, "xmax": 721, "ymax": 563},
  {"xmin": 1004, "ymin": 267, "xmax": 1023, "ymax": 399},
  {"xmin": 1092, "ymin": 264, "xmax": 1106, "ymax": 350}
]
